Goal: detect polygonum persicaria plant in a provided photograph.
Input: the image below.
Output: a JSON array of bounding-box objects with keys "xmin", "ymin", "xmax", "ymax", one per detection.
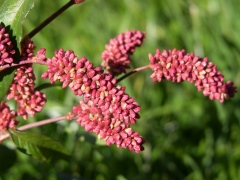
[{"xmin": 0, "ymin": 0, "xmax": 237, "ymax": 162}]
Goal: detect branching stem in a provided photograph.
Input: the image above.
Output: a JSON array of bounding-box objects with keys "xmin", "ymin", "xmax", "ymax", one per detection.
[{"xmin": 117, "ymin": 65, "xmax": 150, "ymax": 83}]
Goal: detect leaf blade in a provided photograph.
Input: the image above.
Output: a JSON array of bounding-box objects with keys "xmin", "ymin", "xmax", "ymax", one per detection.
[
  {"xmin": 0, "ymin": 0, "xmax": 35, "ymax": 45},
  {"xmin": 9, "ymin": 129, "xmax": 71, "ymax": 163}
]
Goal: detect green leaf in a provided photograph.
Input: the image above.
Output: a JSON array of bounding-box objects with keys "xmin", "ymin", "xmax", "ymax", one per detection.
[
  {"xmin": 0, "ymin": 0, "xmax": 35, "ymax": 101},
  {"xmin": 0, "ymin": 67, "xmax": 15, "ymax": 101},
  {"xmin": 0, "ymin": 0, "xmax": 35, "ymax": 47},
  {"xmin": 9, "ymin": 129, "xmax": 71, "ymax": 163}
]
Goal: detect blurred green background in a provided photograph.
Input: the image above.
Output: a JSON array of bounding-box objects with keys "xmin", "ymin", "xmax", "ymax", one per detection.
[{"xmin": 1, "ymin": 0, "xmax": 240, "ymax": 179}]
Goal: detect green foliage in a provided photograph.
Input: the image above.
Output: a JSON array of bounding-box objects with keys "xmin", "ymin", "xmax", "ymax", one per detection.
[
  {"xmin": 1, "ymin": 0, "xmax": 240, "ymax": 180},
  {"xmin": 0, "ymin": 0, "xmax": 34, "ymax": 47},
  {"xmin": 0, "ymin": 67, "xmax": 15, "ymax": 101},
  {"xmin": 8, "ymin": 129, "xmax": 71, "ymax": 163}
]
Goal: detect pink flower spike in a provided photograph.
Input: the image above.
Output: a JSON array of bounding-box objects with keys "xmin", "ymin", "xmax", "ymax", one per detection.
[
  {"xmin": 0, "ymin": 25, "xmax": 15, "ymax": 66},
  {"xmin": 101, "ymin": 30, "xmax": 146, "ymax": 76},
  {"xmin": 0, "ymin": 101, "xmax": 19, "ymax": 130},
  {"xmin": 149, "ymin": 48, "xmax": 237, "ymax": 102},
  {"xmin": 7, "ymin": 37, "xmax": 46, "ymax": 120},
  {"xmin": 43, "ymin": 48, "xmax": 144, "ymax": 153}
]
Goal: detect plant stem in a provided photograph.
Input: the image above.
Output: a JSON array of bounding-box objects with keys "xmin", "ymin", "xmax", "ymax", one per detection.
[
  {"xmin": 18, "ymin": 116, "xmax": 67, "ymax": 131},
  {"xmin": 117, "ymin": 65, "xmax": 150, "ymax": 83},
  {"xmin": 0, "ymin": 59, "xmax": 47, "ymax": 72},
  {"xmin": 0, "ymin": 113, "xmax": 78, "ymax": 143},
  {"xmin": 27, "ymin": 0, "xmax": 85, "ymax": 39}
]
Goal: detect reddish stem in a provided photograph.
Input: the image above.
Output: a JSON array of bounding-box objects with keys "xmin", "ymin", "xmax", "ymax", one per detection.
[
  {"xmin": 117, "ymin": 65, "xmax": 150, "ymax": 83},
  {"xmin": 18, "ymin": 113, "xmax": 77, "ymax": 131},
  {"xmin": 27, "ymin": 0, "xmax": 85, "ymax": 39},
  {"xmin": 0, "ymin": 113, "xmax": 78, "ymax": 143},
  {"xmin": 0, "ymin": 59, "xmax": 48, "ymax": 72}
]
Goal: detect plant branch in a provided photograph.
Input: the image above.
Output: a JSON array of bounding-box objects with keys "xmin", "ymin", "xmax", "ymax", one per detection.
[
  {"xmin": 0, "ymin": 58, "xmax": 47, "ymax": 72},
  {"xmin": 117, "ymin": 65, "xmax": 150, "ymax": 83},
  {"xmin": 0, "ymin": 113, "xmax": 78, "ymax": 143},
  {"xmin": 18, "ymin": 115, "xmax": 68, "ymax": 131},
  {"xmin": 27, "ymin": 0, "xmax": 85, "ymax": 39}
]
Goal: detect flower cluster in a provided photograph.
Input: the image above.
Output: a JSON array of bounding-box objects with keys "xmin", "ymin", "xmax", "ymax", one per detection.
[
  {"xmin": 0, "ymin": 25, "xmax": 15, "ymax": 66},
  {"xmin": 149, "ymin": 48, "xmax": 237, "ymax": 102},
  {"xmin": 42, "ymin": 48, "xmax": 145, "ymax": 152},
  {"xmin": 1, "ymin": 25, "xmax": 237, "ymax": 151},
  {"xmin": 7, "ymin": 37, "xmax": 47, "ymax": 120},
  {"xmin": 101, "ymin": 30, "xmax": 145, "ymax": 76},
  {"xmin": 0, "ymin": 101, "xmax": 19, "ymax": 131}
]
